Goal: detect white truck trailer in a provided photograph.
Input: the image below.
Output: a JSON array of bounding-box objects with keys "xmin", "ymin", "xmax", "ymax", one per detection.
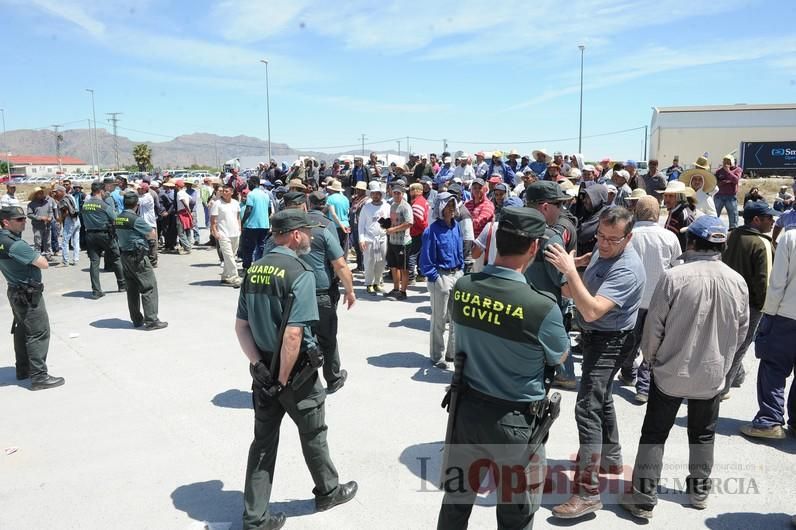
[{"xmin": 649, "ymin": 103, "xmax": 796, "ymax": 172}]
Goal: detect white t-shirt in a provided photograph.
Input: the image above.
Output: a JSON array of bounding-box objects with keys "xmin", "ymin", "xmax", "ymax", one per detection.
[
  {"xmin": 210, "ymin": 198, "xmax": 241, "ymax": 239},
  {"xmin": 473, "ymin": 221, "xmax": 499, "ymax": 272},
  {"xmin": 137, "ymin": 192, "xmax": 157, "ymax": 228},
  {"xmin": 176, "ymin": 189, "xmax": 191, "ymax": 211}
]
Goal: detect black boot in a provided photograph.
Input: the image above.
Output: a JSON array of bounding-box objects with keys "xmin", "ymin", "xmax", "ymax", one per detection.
[
  {"xmin": 315, "ymin": 481, "xmax": 358, "ymax": 512},
  {"xmin": 255, "ymin": 513, "xmax": 286, "ymax": 530},
  {"xmin": 144, "ymin": 320, "xmax": 168, "ymax": 330},
  {"xmin": 31, "ymin": 374, "xmax": 65, "ymax": 391}
]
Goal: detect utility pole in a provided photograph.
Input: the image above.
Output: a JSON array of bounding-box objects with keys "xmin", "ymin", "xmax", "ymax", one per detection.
[
  {"xmin": 259, "ymin": 59, "xmax": 272, "ymax": 161},
  {"xmin": 643, "ymin": 125, "xmax": 648, "ymax": 161},
  {"xmin": 52, "ymin": 124, "xmax": 63, "ymax": 174},
  {"xmin": 0, "ymin": 108, "xmax": 10, "ymax": 178},
  {"xmin": 578, "ymin": 44, "xmax": 585, "ymax": 153},
  {"xmin": 214, "ymin": 140, "xmax": 219, "ymax": 171},
  {"xmin": 443, "ymin": 138, "xmax": 448, "ymax": 154},
  {"xmin": 106, "ymin": 112, "xmax": 122, "ymax": 169},
  {"xmin": 397, "ymin": 140, "xmax": 401, "ymax": 156},
  {"xmin": 360, "ymin": 133, "xmax": 366, "ymax": 156},
  {"xmin": 406, "ymin": 136, "xmax": 410, "ymax": 155}
]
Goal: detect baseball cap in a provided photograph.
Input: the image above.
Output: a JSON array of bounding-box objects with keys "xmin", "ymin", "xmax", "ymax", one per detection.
[
  {"xmin": 504, "ymin": 196, "xmax": 523, "ymax": 208},
  {"xmin": 283, "ymin": 191, "xmax": 308, "ymax": 207},
  {"xmin": 525, "ymin": 181, "xmax": 568, "ymax": 203},
  {"xmin": 270, "ymin": 209, "xmax": 320, "ymax": 233},
  {"xmin": 488, "ymin": 175, "xmax": 503, "ymax": 184},
  {"xmin": 583, "ymin": 164, "xmax": 596, "ymax": 172},
  {"xmin": 0, "ymin": 206, "xmax": 26, "ymax": 220},
  {"xmin": 687, "ymin": 215, "xmax": 728, "ymax": 243},
  {"xmin": 498, "ymin": 207, "xmax": 547, "ymax": 239},
  {"xmin": 307, "ymin": 190, "xmax": 327, "ymax": 205},
  {"xmin": 625, "ymin": 160, "xmax": 638, "ymax": 168},
  {"xmin": 494, "ymin": 183, "xmax": 508, "ymax": 193},
  {"xmin": 744, "ymin": 200, "xmax": 780, "ymax": 217}
]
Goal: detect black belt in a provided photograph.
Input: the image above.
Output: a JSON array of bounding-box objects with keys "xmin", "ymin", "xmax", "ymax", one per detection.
[
  {"xmin": 120, "ymin": 249, "xmax": 144, "ymax": 255},
  {"xmin": 438, "ymin": 268, "xmax": 460, "ymax": 274},
  {"xmin": 86, "ymin": 229, "xmax": 111, "ymax": 233},
  {"xmin": 581, "ymin": 329, "xmax": 633, "ymax": 337},
  {"xmin": 467, "ymin": 386, "xmax": 544, "ymax": 415}
]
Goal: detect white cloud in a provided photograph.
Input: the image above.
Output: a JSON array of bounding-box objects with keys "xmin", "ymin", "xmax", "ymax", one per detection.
[
  {"xmin": 27, "ymin": 0, "xmax": 106, "ymax": 37},
  {"xmin": 505, "ymin": 35, "xmax": 796, "ymax": 110}
]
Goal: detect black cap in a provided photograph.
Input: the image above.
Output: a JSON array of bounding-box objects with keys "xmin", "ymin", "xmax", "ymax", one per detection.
[
  {"xmin": 308, "ymin": 190, "xmax": 327, "ymax": 205},
  {"xmin": 103, "ymin": 177, "xmax": 115, "ymax": 184},
  {"xmin": 283, "ymin": 191, "xmax": 307, "ymax": 207},
  {"xmin": 497, "ymin": 207, "xmax": 547, "ymax": 239},
  {"xmin": 0, "ymin": 206, "xmax": 26, "ymax": 220},
  {"xmin": 271, "ymin": 209, "xmax": 321, "ymax": 234},
  {"xmin": 525, "ymin": 181, "xmax": 568, "ymax": 203},
  {"xmin": 447, "ymin": 183, "xmax": 463, "ymax": 199}
]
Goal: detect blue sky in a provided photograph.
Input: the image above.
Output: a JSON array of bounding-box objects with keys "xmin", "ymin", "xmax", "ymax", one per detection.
[{"xmin": 2, "ymin": 0, "xmax": 796, "ymax": 160}]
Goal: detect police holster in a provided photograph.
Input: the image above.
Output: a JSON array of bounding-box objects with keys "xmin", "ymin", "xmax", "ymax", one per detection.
[
  {"xmin": 527, "ymin": 392, "xmax": 562, "ymax": 458},
  {"xmin": 440, "ymin": 351, "xmax": 467, "ymax": 487},
  {"xmin": 288, "ymin": 342, "xmax": 324, "ymax": 391}
]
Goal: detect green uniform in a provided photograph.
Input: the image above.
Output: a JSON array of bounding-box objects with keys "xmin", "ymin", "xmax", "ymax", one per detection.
[
  {"xmin": 304, "ymin": 210, "xmax": 346, "ymax": 388},
  {"xmin": 237, "ymin": 246, "xmax": 339, "ymax": 530},
  {"xmin": 82, "ymin": 196, "xmax": 125, "ymax": 295},
  {"xmin": 115, "ymin": 209, "xmax": 159, "ymax": 325},
  {"xmin": 0, "ymin": 229, "xmax": 50, "ymax": 379},
  {"xmin": 524, "ymin": 227, "xmax": 566, "ymax": 306},
  {"xmin": 438, "ymin": 264, "xmax": 569, "ymax": 530}
]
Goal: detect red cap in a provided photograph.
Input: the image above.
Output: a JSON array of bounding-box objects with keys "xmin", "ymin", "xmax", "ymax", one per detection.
[{"xmin": 175, "ymin": 179, "xmax": 185, "ymax": 188}]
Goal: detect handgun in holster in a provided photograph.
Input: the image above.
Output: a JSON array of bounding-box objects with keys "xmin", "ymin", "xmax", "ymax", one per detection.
[
  {"xmin": 289, "ymin": 341, "xmax": 325, "ymax": 391},
  {"xmin": 440, "ymin": 351, "xmax": 467, "ymax": 487}
]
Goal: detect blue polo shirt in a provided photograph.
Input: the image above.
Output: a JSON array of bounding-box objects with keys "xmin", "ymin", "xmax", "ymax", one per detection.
[
  {"xmin": 243, "ymin": 188, "xmax": 271, "ymax": 229},
  {"xmin": 579, "ymin": 246, "xmax": 645, "ymax": 331}
]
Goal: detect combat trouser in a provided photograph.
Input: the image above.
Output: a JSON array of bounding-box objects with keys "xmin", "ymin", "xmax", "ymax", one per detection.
[
  {"xmin": 86, "ymin": 231, "xmax": 125, "ymax": 295},
  {"xmin": 7, "ymin": 284, "xmax": 50, "ymax": 379},
  {"xmin": 437, "ymin": 393, "xmax": 546, "ymax": 530},
  {"xmin": 243, "ymin": 375, "xmax": 339, "ymax": 530},
  {"xmin": 314, "ymin": 289, "xmax": 343, "ymax": 388},
  {"xmin": 120, "ymin": 250, "xmax": 159, "ymax": 325}
]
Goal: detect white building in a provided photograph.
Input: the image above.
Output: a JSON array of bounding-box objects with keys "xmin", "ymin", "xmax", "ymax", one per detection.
[
  {"xmin": 649, "ymin": 103, "xmax": 796, "ymax": 169},
  {"xmin": 9, "ymin": 155, "xmax": 90, "ymax": 176}
]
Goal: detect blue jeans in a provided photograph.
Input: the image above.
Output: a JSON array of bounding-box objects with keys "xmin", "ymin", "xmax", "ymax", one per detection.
[
  {"xmin": 62, "ymin": 217, "xmax": 81, "ymax": 264},
  {"xmin": 752, "ymin": 314, "xmax": 796, "ymax": 430},
  {"xmin": 713, "ymin": 194, "xmax": 738, "ymax": 228},
  {"xmin": 241, "ymin": 228, "xmax": 269, "ymax": 269}
]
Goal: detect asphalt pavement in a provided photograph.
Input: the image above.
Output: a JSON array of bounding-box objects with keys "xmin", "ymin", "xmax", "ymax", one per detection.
[{"xmin": 1, "ymin": 231, "xmax": 794, "ymax": 530}]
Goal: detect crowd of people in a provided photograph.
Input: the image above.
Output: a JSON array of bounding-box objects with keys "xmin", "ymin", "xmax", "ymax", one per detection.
[{"xmin": 1, "ymin": 146, "xmax": 795, "ymax": 530}]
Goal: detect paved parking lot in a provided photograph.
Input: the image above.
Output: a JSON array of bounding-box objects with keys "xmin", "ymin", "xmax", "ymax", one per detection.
[{"xmin": 1, "ymin": 239, "xmax": 794, "ymax": 530}]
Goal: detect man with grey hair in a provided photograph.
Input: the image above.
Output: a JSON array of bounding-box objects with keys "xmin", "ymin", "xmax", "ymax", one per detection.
[
  {"xmin": 619, "ymin": 196, "xmax": 682, "ymax": 400},
  {"xmin": 546, "ymin": 207, "xmax": 645, "ymax": 519},
  {"xmin": 54, "ymin": 185, "xmax": 80, "ymax": 266}
]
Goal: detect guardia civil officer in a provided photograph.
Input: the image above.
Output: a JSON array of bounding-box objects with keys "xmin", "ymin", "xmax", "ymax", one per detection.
[
  {"xmin": 236, "ymin": 209, "xmax": 357, "ymax": 530},
  {"xmin": 115, "ymin": 192, "xmax": 167, "ymax": 330},
  {"xmin": 0, "ymin": 206, "xmax": 65, "ymax": 390},
  {"xmin": 82, "ymin": 181, "xmax": 126, "ymax": 299},
  {"xmin": 437, "ymin": 207, "xmax": 569, "ymax": 530},
  {"xmin": 305, "ymin": 190, "xmax": 356, "ymax": 393}
]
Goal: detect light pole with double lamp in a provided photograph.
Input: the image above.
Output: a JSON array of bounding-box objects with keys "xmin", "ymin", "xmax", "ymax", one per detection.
[
  {"xmin": 259, "ymin": 59, "xmax": 272, "ymax": 162},
  {"xmin": 86, "ymin": 89, "xmax": 100, "ymax": 175},
  {"xmin": 578, "ymin": 44, "xmax": 585, "ymax": 154}
]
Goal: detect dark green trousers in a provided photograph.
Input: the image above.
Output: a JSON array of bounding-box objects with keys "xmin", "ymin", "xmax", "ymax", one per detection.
[
  {"xmin": 243, "ymin": 375, "xmax": 339, "ymax": 530},
  {"xmin": 120, "ymin": 252, "xmax": 159, "ymax": 325},
  {"xmin": 437, "ymin": 395, "xmax": 546, "ymax": 530},
  {"xmin": 314, "ymin": 290, "xmax": 343, "ymax": 387},
  {"xmin": 86, "ymin": 232, "xmax": 125, "ymax": 295},
  {"xmin": 7, "ymin": 287, "xmax": 50, "ymax": 379}
]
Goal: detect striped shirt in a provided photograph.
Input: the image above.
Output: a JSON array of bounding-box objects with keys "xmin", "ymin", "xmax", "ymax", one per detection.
[{"xmin": 630, "ymin": 221, "xmax": 683, "ymax": 309}]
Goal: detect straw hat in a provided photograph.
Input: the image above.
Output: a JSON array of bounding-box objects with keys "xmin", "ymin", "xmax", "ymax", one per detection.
[
  {"xmin": 327, "ymin": 179, "xmax": 343, "ymax": 192},
  {"xmin": 694, "ymin": 156, "xmax": 710, "ymax": 170},
  {"xmin": 627, "ymin": 188, "xmax": 647, "ymax": 201},
  {"xmin": 531, "ymin": 149, "xmax": 552, "ymax": 163},
  {"xmin": 679, "ymin": 167, "xmax": 717, "ymax": 193}
]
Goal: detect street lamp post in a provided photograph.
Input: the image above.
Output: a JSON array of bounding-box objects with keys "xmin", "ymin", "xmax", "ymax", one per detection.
[
  {"xmin": 0, "ymin": 109, "xmax": 10, "ymax": 178},
  {"xmin": 578, "ymin": 44, "xmax": 585, "ymax": 154},
  {"xmin": 259, "ymin": 60, "xmax": 272, "ymax": 162},
  {"xmin": 86, "ymin": 89, "xmax": 100, "ymax": 175}
]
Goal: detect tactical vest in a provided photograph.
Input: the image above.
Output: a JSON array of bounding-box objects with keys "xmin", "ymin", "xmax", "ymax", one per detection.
[
  {"xmin": 115, "ymin": 210, "xmax": 147, "ymax": 251},
  {"xmin": 244, "ymin": 250, "xmax": 313, "ymax": 308},
  {"xmin": 81, "ymin": 197, "xmax": 113, "ymax": 230}
]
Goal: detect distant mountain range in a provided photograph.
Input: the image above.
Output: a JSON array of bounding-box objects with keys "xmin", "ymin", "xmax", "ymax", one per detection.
[{"xmin": 0, "ymin": 128, "xmax": 391, "ymax": 169}]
